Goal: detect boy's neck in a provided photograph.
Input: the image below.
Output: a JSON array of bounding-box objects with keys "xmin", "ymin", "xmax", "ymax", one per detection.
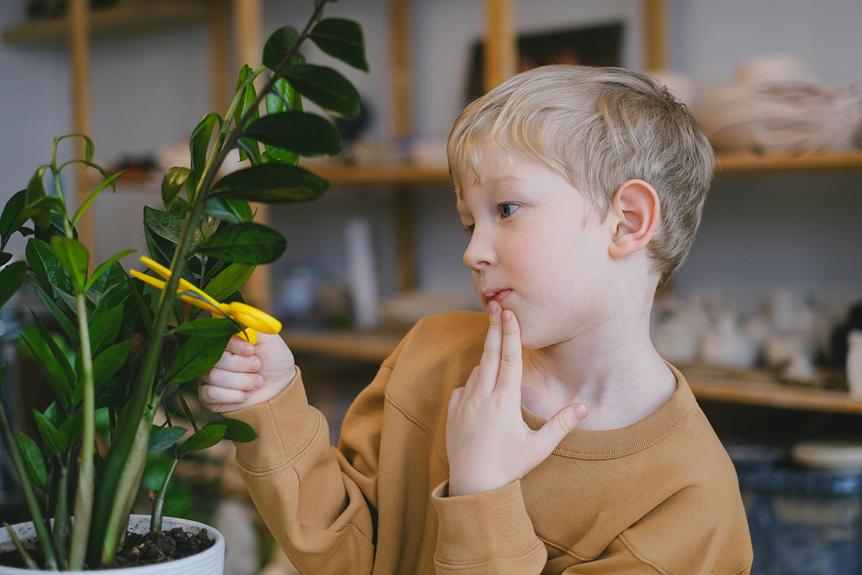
[{"xmin": 520, "ymin": 317, "xmax": 676, "ymax": 431}]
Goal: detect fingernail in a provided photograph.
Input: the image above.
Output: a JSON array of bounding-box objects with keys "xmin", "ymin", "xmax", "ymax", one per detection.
[
  {"xmin": 256, "ymin": 376, "xmax": 265, "ymax": 389},
  {"xmin": 573, "ymin": 404, "xmax": 588, "ymax": 419},
  {"xmin": 251, "ymin": 357, "xmax": 261, "ymax": 371},
  {"xmin": 489, "ymin": 300, "xmax": 499, "ymax": 314},
  {"xmin": 503, "ymin": 309, "xmax": 512, "ymax": 323}
]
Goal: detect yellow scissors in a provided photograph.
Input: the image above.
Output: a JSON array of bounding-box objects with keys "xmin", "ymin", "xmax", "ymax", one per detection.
[{"xmin": 130, "ymin": 255, "xmax": 282, "ymax": 345}]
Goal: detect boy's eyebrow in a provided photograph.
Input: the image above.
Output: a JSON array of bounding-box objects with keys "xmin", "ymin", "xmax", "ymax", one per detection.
[{"xmin": 456, "ymin": 175, "xmax": 524, "ymax": 215}]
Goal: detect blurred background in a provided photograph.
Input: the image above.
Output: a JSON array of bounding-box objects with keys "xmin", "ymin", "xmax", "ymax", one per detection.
[{"xmin": 1, "ymin": 0, "xmax": 862, "ymax": 573}]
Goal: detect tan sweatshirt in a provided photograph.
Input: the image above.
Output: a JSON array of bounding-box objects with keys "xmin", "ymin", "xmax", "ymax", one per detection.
[{"xmin": 231, "ymin": 311, "xmax": 753, "ymax": 574}]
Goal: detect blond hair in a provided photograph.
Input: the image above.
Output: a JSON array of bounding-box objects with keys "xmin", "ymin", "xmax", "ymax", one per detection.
[{"xmin": 447, "ymin": 65, "xmax": 714, "ymax": 292}]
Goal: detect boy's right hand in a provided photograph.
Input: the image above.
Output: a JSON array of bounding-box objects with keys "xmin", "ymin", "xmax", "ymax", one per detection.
[{"xmin": 199, "ymin": 333, "xmax": 297, "ymax": 414}]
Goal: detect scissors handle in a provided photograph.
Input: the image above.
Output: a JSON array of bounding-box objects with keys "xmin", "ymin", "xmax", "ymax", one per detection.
[{"xmin": 131, "ymin": 258, "xmax": 282, "ymax": 343}]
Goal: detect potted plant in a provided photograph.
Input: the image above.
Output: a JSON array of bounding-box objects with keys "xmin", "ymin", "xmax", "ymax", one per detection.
[{"xmin": 0, "ymin": 1, "xmax": 367, "ymax": 571}]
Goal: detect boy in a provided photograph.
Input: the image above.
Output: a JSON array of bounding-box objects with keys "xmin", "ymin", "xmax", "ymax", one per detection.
[{"xmin": 200, "ymin": 65, "xmax": 753, "ymax": 574}]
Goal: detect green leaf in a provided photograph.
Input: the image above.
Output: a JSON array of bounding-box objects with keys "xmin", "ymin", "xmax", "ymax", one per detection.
[
  {"xmin": 310, "ymin": 18, "xmax": 369, "ymax": 72},
  {"xmin": 26, "ymin": 238, "xmax": 73, "ymax": 297},
  {"xmin": 28, "ymin": 310, "xmax": 76, "ymax": 396},
  {"xmin": 284, "ymin": 64, "xmax": 360, "ymax": 119},
  {"xmin": 164, "ymin": 334, "xmax": 231, "ymax": 385},
  {"xmin": 89, "ymin": 305, "xmax": 123, "ymax": 355},
  {"xmin": 127, "ymin": 275, "xmax": 153, "ymax": 337},
  {"xmin": 19, "ymin": 329, "xmax": 72, "ymax": 410},
  {"xmin": 0, "ymin": 261, "xmax": 26, "ymax": 310},
  {"xmin": 33, "ymin": 409, "xmax": 61, "ymax": 458},
  {"xmin": 57, "ymin": 159, "xmax": 110, "ymax": 181},
  {"xmin": 161, "ymin": 167, "xmax": 191, "ymax": 209},
  {"xmin": 243, "ymin": 112, "xmax": 342, "ymax": 157},
  {"xmin": 220, "ymin": 418, "xmax": 256, "ymax": 442},
  {"xmin": 50, "ymin": 236, "xmax": 88, "ymax": 292},
  {"xmin": 212, "ymin": 164, "xmax": 327, "ymax": 204},
  {"xmin": 203, "ymin": 197, "xmax": 253, "ymax": 224},
  {"xmin": 235, "ymin": 64, "xmax": 252, "ymax": 92},
  {"xmin": 0, "ymin": 190, "xmax": 26, "ymax": 248},
  {"xmin": 30, "ymin": 281, "xmax": 76, "ymax": 343},
  {"xmin": 189, "ymin": 113, "xmax": 221, "ymax": 191},
  {"xmin": 25, "ymin": 165, "xmax": 52, "ymax": 228},
  {"xmin": 15, "ymin": 432, "xmax": 48, "ymax": 490},
  {"xmin": 179, "ymin": 422, "xmax": 228, "ymax": 455},
  {"xmin": 262, "ymin": 79, "xmax": 302, "ymax": 164},
  {"xmin": 54, "ymin": 134, "xmax": 95, "ymax": 163},
  {"xmin": 57, "ymin": 411, "xmax": 83, "ymax": 453},
  {"xmin": 204, "ymin": 263, "xmax": 254, "ymax": 301},
  {"xmin": 148, "ymin": 426, "xmax": 187, "ymax": 453},
  {"xmin": 172, "ymin": 318, "xmax": 238, "ymax": 338},
  {"xmin": 72, "ymin": 170, "xmax": 123, "ymax": 226},
  {"xmin": 84, "ymin": 248, "xmax": 134, "ymax": 293},
  {"xmin": 262, "ymin": 26, "xmax": 304, "ymax": 72},
  {"xmin": 93, "ymin": 340, "xmax": 131, "ymax": 388},
  {"xmin": 0, "ymin": 253, "xmax": 10, "ymax": 267},
  {"xmin": 237, "ymin": 83, "xmax": 263, "ymax": 163},
  {"xmin": 144, "ymin": 206, "xmax": 204, "ymax": 249},
  {"xmin": 198, "ymin": 223, "xmax": 286, "ymax": 265}
]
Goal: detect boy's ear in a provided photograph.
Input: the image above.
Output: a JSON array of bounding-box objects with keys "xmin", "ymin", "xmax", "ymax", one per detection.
[{"xmin": 607, "ymin": 179, "xmax": 661, "ymax": 259}]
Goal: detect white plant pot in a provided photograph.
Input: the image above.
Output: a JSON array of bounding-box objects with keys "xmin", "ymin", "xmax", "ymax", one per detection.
[{"xmin": 0, "ymin": 515, "xmax": 224, "ymax": 574}]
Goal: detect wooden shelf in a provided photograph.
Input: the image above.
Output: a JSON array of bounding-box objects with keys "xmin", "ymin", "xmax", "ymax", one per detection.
[
  {"xmin": 284, "ymin": 329, "xmax": 403, "ymax": 363},
  {"xmin": 3, "ymin": 2, "xmax": 207, "ymax": 45},
  {"xmin": 685, "ymin": 365, "xmax": 862, "ymax": 415},
  {"xmin": 303, "ymin": 151, "xmax": 862, "ymax": 187},
  {"xmin": 309, "ymin": 163, "xmax": 451, "ymax": 185},
  {"xmin": 284, "ymin": 330, "xmax": 862, "ymax": 415},
  {"xmin": 716, "ymin": 151, "xmax": 862, "ymax": 173}
]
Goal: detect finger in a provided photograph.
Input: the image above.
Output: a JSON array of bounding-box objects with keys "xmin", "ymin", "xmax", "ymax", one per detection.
[
  {"xmin": 447, "ymin": 387, "xmax": 464, "ymax": 420},
  {"xmin": 462, "ymin": 365, "xmax": 479, "ymax": 395},
  {"xmin": 214, "ymin": 351, "xmax": 261, "ymax": 373},
  {"xmin": 532, "ymin": 403, "xmax": 588, "ymax": 456},
  {"xmin": 199, "ymin": 383, "xmax": 248, "ymax": 407},
  {"xmin": 227, "ymin": 335, "xmax": 255, "ymax": 357},
  {"xmin": 496, "ymin": 309, "xmax": 523, "ymax": 395},
  {"xmin": 474, "ymin": 301, "xmax": 503, "ymax": 395},
  {"xmin": 202, "ymin": 368, "xmax": 263, "ymax": 391}
]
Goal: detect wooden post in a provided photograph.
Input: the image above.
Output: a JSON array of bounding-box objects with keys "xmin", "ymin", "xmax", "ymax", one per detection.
[
  {"xmin": 69, "ymin": 0, "xmax": 93, "ymax": 261},
  {"xmin": 232, "ymin": 0, "xmax": 271, "ymax": 309},
  {"xmin": 391, "ymin": 0, "xmax": 416, "ymax": 293},
  {"xmin": 643, "ymin": 0, "xmax": 667, "ymax": 70},
  {"xmin": 483, "ymin": 0, "xmax": 515, "ymax": 93},
  {"xmin": 209, "ymin": 0, "xmax": 230, "ymax": 114}
]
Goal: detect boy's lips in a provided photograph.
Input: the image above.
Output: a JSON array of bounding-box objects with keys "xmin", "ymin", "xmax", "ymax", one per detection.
[{"xmin": 482, "ymin": 288, "xmax": 511, "ymax": 303}]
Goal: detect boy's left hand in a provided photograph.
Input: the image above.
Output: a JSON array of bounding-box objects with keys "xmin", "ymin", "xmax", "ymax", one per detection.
[{"xmin": 446, "ymin": 301, "xmax": 589, "ymax": 497}]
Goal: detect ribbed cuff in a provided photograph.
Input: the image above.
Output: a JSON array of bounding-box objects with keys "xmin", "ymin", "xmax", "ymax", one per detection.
[
  {"xmin": 229, "ymin": 366, "xmax": 319, "ymax": 472},
  {"xmin": 430, "ymin": 479, "xmax": 541, "ymax": 566}
]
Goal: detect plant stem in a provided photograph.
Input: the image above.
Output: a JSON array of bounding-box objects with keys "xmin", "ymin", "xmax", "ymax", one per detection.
[
  {"xmin": 0, "ymin": 400, "xmax": 58, "ymax": 570},
  {"xmin": 52, "ymin": 461, "xmax": 70, "ymax": 565},
  {"xmin": 67, "ymin": 289, "xmax": 95, "ymax": 570},
  {"xmin": 179, "ymin": 394, "xmax": 199, "ymax": 433},
  {"xmin": 4, "ymin": 522, "xmax": 39, "ymax": 570},
  {"xmin": 99, "ymin": 416, "xmax": 149, "ymax": 566},
  {"xmin": 150, "ymin": 456, "xmax": 179, "ymax": 534},
  {"xmin": 88, "ymin": 3, "xmax": 326, "ymax": 563}
]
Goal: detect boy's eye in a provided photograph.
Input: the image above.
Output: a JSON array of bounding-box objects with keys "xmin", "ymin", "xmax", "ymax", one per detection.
[
  {"xmin": 498, "ymin": 203, "xmax": 520, "ymax": 218},
  {"xmin": 462, "ymin": 223, "xmax": 475, "ymax": 235}
]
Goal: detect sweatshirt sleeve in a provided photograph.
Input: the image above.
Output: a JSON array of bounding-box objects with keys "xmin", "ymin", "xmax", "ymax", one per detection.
[
  {"xmin": 430, "ymin": 479, "xmax": 547, "ymax": 574},
  {"xmin": 229, "ymin": 339, "xmax": 405, "ymax": 575}
]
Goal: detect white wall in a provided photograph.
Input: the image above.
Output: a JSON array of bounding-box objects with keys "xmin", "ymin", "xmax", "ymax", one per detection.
[{"xmin": 1, "ymin": 0, "xmax": 861, "ymax": 309}]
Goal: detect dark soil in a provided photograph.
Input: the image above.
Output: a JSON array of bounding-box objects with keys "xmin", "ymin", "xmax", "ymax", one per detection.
[{"xmin": 0, "ymin": 526, "xmax": 214, "ymax": 569}]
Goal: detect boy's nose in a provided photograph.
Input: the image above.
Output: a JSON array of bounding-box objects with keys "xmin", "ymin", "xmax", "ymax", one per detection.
[{"xmin": 462, "ymin": 231, "xmax": 496, "ymax": 270}]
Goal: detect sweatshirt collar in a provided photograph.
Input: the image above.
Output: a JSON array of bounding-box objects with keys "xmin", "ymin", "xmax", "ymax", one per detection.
[{"xmin": 520, "ymin": 361, "xmax": 698, "ymax": 460}]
